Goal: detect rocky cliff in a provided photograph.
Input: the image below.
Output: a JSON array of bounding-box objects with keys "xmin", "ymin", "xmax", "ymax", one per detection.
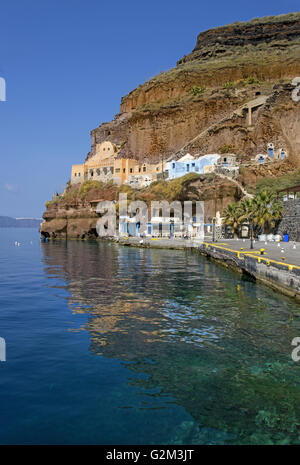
[
  {"xmin": 40, "ymin": 173, "xmax": 245, "ymax": 239},
  {"xmin": 90, "ymin": 12, "xmax": 300, "ymax": 165},
  {"xmin": 41, "ymin": 12, "xmax": 300, "ymax": 239}
]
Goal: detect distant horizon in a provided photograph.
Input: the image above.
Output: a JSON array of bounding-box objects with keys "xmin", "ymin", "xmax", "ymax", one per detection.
[
  {"xmin": 0, "ymin": 0, "xmax": 298, "ymax": 217},
  {"xmin": 0, "ymin": 215, "xmax": 42, "ymax": 220}
]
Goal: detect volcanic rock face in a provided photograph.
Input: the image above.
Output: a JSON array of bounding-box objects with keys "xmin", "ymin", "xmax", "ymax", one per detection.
[
  {"xmin": 182, "ymin": 14, "xmax": 300, "ymax": 62},
  {"xmin": 40, "ymin": 174, "xmax": 244, "ymax": 239},
  {"xmin": 40, "ymin": 201, "xmax": 99, "ymax": 239},
  {"xmin": 42, "ymin": 13, "xmax": 300, "ymax": 239},
  {"xmin": 89, "ymin": 13, "xmax": 300, "ymax": 165}
]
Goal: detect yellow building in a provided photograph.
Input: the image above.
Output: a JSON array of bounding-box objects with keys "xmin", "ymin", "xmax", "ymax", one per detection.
[
  {"xmin": 70, "ymin": 140, "xmax": 165, "ymax": 187},
  {"xmin": 71, "ymin": 164, "xmax": 85, "ymax": 184}
]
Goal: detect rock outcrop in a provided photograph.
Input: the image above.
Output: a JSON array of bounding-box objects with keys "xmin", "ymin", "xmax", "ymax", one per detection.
[
  {"xmin": 89, "ymin": 13, "xmax": 300, "ymax": 165},
  {"xmin": 41, "ymin": 13, "xmax": 300, "ymax": 239},
  {"xmin": 40, "ymin": 201, "xmax": 99, "ymax": 239}
]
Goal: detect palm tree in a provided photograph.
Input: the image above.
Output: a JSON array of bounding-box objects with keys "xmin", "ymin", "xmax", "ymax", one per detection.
[
  {"xmin": 223, "ymin": 202, "xmax": 241, "ymax": 237},
  {"xmin": 237, "ymin": 197, "xmax": 253, "ymax": 223},
  {"xmin": 251, "ymin": 190, "xmax": 283, "ymax": 234},
  {"xmin": 222, "ymin": 190, "xmax": 283, "ymax": 238}
]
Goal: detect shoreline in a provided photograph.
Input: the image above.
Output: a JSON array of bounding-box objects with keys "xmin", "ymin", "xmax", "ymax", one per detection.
[
  {"xmin": 115, "ymin": 237, "xmax": 300, "ymax": 302},
  {"xmin": 41, "ymin": 234, "xmax": 300, "ymax": 302}
]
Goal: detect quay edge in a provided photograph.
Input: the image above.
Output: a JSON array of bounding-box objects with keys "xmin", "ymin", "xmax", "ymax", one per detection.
[{"xmin": 117, "ymin": 237, "xmax": 300, "ymax": 302}]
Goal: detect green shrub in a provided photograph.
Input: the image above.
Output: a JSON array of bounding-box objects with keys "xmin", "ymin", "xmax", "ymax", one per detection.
[
  {"xmin": 189, "ymin": 85, "xmax": 206, "ymax": 96},
  {"xmin": 45, "ymin": 200, "xmax": 55, "ymax": 209},
  {"xmin": 223, "ymin": 81, "xmax": 236, "ymax": 89},
  {"xmin": 219, "ymin": 144, "xmax": 236, "ymax": 154},
  {"xmin": 241, "ymin": 77, "xmax": 262, "ymax": 85},
  {"xmin": 255, "ymin": 169, "xmax": 300, "ymax": 194},
  {"xmin": 79, "ymin": 180, "xmax": 104, "ymax": 199}
]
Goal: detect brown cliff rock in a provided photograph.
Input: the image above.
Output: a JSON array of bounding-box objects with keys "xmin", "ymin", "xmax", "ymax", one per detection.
[
  {"xmin": 89, "ymin": 13, "xmax": 300, "ymax": 165},
  {"xmin": 42, "ymin": 13, "xmax": 300, "ymax": 238}
]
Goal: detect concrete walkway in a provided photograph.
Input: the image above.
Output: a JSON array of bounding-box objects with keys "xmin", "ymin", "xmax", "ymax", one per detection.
[
  {"xmin": 117, "ymin": 236, "xmax": 300, "ymax": 299},
  {"xmin": 118, "ymin": 236, "xmax": 300, "ymax": 267},
  {"xmin": 213, "ymin": 238, "xmax": 300, "ymax": 267}
]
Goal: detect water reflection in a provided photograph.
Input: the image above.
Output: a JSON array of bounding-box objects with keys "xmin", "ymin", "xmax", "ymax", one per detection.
[{"xmin": 41, "ymin": 240, "xmax": 300, "ymax": 444}]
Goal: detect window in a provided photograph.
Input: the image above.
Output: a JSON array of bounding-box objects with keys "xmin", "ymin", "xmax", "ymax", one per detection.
[
  {"xmin": 156, "ymin": 167, "xmax": 159, "ymax": 171},
  {"xmin": 186, "ymin": 164, "xmax": 190, "ymax": 172},
  {"xmin": 130, "ymin": 168, "xmax": 133, "ymax": 173},
  {"xmin": 139, "ymin": 168, "xmax": 141, "ymax": 173},
  {"xmin": 107, "ymin": 147, "xmax": 110, "ymax": 151},
  {"xmin": 115, "ymin": 168, "xmax": 120, "ymax": 173},
  {"xmin": 74, "ymin": 173, "xmax": 77, "ymax": 176},
  {"xmin": 192, "ymin": 163, "xmax": 195, "ymax": 167},
  {"xmin": 89, "ymin": 169, "xmax": 93, "ymax": 176},
  {"xmin": 172, "ymin": 163, "xmax": 175, "ymax": 169},
  {"xmin": 123, "ymin": 168, "xmax": 126, "ymax": 173},
  {"xmin": 96, "ymin": 169, "xmax": 100, "ymax": 176},
  {"xmin": 143, "ymin": 166, "xmax": 146, "ymax": 172},
  {"xmin": 78, "ymin": 173, "xmax": 81, "ymax": 176}
]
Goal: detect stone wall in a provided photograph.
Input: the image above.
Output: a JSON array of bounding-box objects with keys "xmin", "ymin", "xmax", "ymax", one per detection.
[{"xmin": 278, "ymin": 198, "xmax": 300, "ymax": 241}]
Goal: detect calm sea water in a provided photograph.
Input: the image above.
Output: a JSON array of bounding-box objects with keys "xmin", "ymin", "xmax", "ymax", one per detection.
[{"xmin": 0, "ymin": 228, "xmax": 300, "ymax": 445}]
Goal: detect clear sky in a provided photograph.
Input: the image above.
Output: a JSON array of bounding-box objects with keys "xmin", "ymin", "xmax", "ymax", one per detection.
[{"xmin": 0, "ymin": 0, "xmax": 298, "ymax": 217}]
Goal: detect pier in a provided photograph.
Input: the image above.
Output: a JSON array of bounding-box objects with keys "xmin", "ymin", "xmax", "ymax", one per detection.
[{"xmin": 117, "ymin": 237, "xmax": 300, "ymax": 301}]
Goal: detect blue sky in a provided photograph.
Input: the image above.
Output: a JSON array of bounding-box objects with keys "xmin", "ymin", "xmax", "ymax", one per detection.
[{"xmin": 0, "ymin": 0, "xmax": 298, "ymax": 217}]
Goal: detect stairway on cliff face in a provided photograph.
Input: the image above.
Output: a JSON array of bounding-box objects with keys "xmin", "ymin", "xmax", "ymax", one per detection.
[
  {"xmin": 166, "ymin": 93, "xmax": 274, "ymax": 199},
  {"xmin": 171, "ymin": 94, "xmax": 271, "ymax": 161},
  {"xmin": 214, "ymin": 172, "xmax": 253, "ymax": 198}
]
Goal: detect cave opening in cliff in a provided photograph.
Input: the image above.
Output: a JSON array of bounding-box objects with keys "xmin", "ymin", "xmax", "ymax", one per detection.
[{"xmin": 87, "ymin": 228, "xmax": 98, "ymax": 238}]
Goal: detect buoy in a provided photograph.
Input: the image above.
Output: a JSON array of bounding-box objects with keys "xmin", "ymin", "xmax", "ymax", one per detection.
[{"xmin": 282, "ymin": 257, "xmax": 286, "ymax": 261}]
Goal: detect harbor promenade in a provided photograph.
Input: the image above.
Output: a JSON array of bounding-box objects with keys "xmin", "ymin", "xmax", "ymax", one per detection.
[{"xmin": 117, "ymin": 236, "xmax": 300, "ymax": 300}]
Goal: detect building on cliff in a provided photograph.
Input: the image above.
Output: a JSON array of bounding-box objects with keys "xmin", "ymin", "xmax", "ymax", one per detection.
[
  {"xmin": 71, "ymin": 140, "xmax": 167, "ymax": 187},
  {"xmin": 71, "ymin": 141, "xmax": 136, "ymax": 185},
  {"xmin": 165, "ymin": 153, "xmax": 221, "ymax": 180},
  {"xmin": 251, "ymin": 144, "xmax": 288, "ymax": 164}
]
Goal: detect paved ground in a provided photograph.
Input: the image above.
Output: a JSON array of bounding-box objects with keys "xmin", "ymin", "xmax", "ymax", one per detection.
[
  {"xmin": 207, "ymin": 238, "xmax": 300, "ymax": 267},
  {"xmin": 119, "ymin": 236, "xmax": 300, "ymax": 267}
]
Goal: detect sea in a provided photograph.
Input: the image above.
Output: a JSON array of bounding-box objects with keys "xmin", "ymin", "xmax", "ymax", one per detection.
[{"xmin": 0, "ymin": 228, "xmax": 300, "ymax": 445}]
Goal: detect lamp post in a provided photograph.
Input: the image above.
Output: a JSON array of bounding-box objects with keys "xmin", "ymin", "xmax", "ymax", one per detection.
[
  {"xmin": 250, "ymin": 215, "xmax": 254, "ymax": 249},
  {"xmin": 212, "ymin": 217, "xmax": 216, "ymax": 243}
]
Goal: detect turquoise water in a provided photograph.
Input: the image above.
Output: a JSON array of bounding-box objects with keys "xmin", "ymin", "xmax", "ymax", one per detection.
[{"xmin": 0, "ymin": 228, "xmax": 300, "ymax": 445}]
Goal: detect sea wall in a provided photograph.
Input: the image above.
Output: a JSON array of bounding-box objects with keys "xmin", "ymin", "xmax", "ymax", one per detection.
[
  {"xmin": 198, "ymin": 243, "xmax": 300, "ymax": 301},
  {"xmin": 118, "ymin": 237, "xmax": 300, "ymax": 301},
  {"xmin": 278, "ymin": 199, "xmax": 300, "ymax": 242}
]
